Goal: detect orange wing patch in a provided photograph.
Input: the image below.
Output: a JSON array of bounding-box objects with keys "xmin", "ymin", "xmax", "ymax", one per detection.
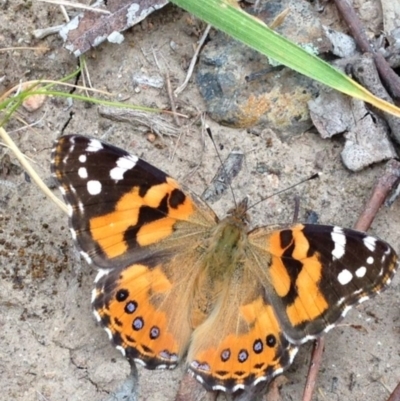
[
  {"xmin": 89, "ymin": 177, "xmax": 195, "ymax": 258},
  {"xmin": 285, "ymin": 253, "xmax": 328, "ymax": 326},
  {"xmin": 189, "ymin": 296, "xmax": 296, "ymax": 392},
  {"xmin": 266, "ymin": 225, "xmax": 329, "ymax": 326}
]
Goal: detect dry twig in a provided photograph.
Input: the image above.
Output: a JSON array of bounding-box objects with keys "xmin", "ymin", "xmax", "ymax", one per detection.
[
  {"xmin": 165, "ymin": 71, "xmax": 181, "ymax": 126},
  {"xmin": 36, "ymin": 0, "xmax": 110, "ymax": 14},
  {"xmin": 174, "ymin": 24, "xmax": 211, "ymax": 96},
  {"xmin": 387, "ymin": 381, "xmax": 400, "ymax": 401},
  {"xmin": 333, "ymin": 0, "xmax": 400, "ymax": 99},
  {"xmin": 302, "ymin": 338, "xmax": 325, "ymax": 401},
  {"xmin": 354, "ymin": 159, "xmax": 400, "ymax": 231}
]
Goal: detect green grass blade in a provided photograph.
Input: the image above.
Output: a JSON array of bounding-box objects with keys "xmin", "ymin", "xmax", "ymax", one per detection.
[{"xmin": 170, "ymin": 0, "xmax": 400, "ymax": 117}]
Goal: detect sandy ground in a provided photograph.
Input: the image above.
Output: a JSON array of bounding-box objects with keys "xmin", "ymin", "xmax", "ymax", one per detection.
[{"xmin": 1, "ymin": 2, "xmax": 399, "ymax": 401}]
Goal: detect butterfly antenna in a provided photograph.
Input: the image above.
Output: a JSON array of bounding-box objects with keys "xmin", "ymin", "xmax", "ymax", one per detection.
[
  {"xmin": 246, "ymin": 173, "xmax": 321, "ymax": 213},
  {"xmin": 205, "ymin": 126, "xmax": 238, "ymax": 208}
]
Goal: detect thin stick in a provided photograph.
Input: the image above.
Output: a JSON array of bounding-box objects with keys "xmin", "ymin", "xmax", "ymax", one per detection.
[
  {"xmin": 174, "ymin": 24, "xmax": 211, "ymax": 96},
  {"xmin": 36, "ymin": 0, "xmax": 110, "ymax": 14},
  {"xmin": 387, "ymin": 381, "xmax": 400, "ymax": 401},
  {"xmin": 0, "ymin": 46, "xmax": 51, "ymax": 52},
  {"xmin": 292, "ymin": 195, "xmax": 300, "ymax": 223},
  {"xmin": 302, "ymin": 338, "xmax": 325, "ymax": 401},
  {"xmin": 354, "ymin": 160, "xmax": 400, "ymax": 231},
  {"xmin": 333, "ymin": 0, "xmax": 400, "ymax": 99},
  {"xmin": 165, "ymin": 71, "xmax": 181, "ymax": 126}
]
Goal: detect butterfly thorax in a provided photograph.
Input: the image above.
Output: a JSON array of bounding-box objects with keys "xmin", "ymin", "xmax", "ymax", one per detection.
[{"xmin": 204, "ymin": 198, "xmax": 250, "ymax": 279}]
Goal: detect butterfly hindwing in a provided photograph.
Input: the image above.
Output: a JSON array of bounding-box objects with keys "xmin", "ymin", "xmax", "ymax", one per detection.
[
  {"xmin": 92, "ymin": 258, "xmax": 197, "ymax": 369},
  {"xmin": 187, "ymin": 257, "xmax": 298, "ymax": 392}
]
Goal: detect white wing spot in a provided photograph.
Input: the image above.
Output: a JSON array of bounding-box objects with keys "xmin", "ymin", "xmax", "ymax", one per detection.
[
  {"xmin": 94, "ymin": 268, "xmax": 110, "ymax": 283},
  {"xmin": 116, "ymin": 346, "xmax": 126, "ymax": 356},
  {"xmin": 78, "ymin": 167, "xmax": 88, "ymax": 179},
  {"xmin": 337, "ymin": 297, "xmax": 345, "ymax": 306},
  {"xmin": 358, "ymin": 296, "xmax": 370, "ymax": 304},
  {"xmin": 289, "ymin": 347, "xmax": 298, "ymax": 361},
  {"xmin": 254, "ymin": 376, "xmax": 268, "ymax": 386},
  {"xmin": 87, "ymin": 180, "xmax": 102, "ymax": 195},
  {"xmin": 363, "ymin": 236, "xmax": 376, "ymax": 252},
  {"xmin": 366, "ymin": 256, "xmax": 374, "ymax": 264},
  {"xmin": 211, "ymin": 384, "xmax": 226, "ymax": 391},
  {"xmin": 355, "ymin": 266, "xmax": 367, "ymax": 278},
  {"xmin": 93, "ymin": 309, "xmax": 101, "ymax": 321},
  {"xmin": 109, "ymin": 155, "xmax": 138, "ymax": 181},
  {"xmin": 86, "ymin": 139, "xmax": 103, "ymax": 152},
  {"xmin": 67, "ymin": 204, "xmax": 73, "ymax": 217},
  {"xmin": 331, "ymin": 226, "xmax": 346, "ymax": 259},
  {"xmin": 341, "ymin": 304, "xmax": 352, "ymax": 317},
  {"xmin": 135, "ymin": 358, "xmax": 147, "ymax": 367},
  {"xmin": 338, "ymin": 269, "xmax": 353, "ymax": 285},
  {"xmin": 79, "ymin": 154, "xmax": 87, "ymax": 163},
  {"xmin": 70, "ymin": 228, "xmax": 77, "ymax": 240},
  {"xmin": 231, "ymin": 384, "xmax": 245, "ymax": 392},
  {"xmin": 91, "ymin": 288, "xmax": 98, "ymax": 303},
  {"xmin": 104, "ymin": 327, "xmax": 113, "ymax": 340},
  {"xmin": 80, "ymin": 251, "xmax": 92, "ymax": 264},
  {"xmin": 323, "ymin": 323, "xmax": 335, "ymax": 333}
]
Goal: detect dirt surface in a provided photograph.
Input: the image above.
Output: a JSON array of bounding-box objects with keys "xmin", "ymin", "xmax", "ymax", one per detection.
[{"xmin": 1, "ymin": 2, "xmax": 400, "ymax": 401}]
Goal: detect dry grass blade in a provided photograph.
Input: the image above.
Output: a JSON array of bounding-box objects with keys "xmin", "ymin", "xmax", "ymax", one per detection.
[
  {"xmin": 36, "ymin": 0, "xmax": 111, "ymax": 14},
  {"xmin": 0, "ymin": 127, "xmax": 68, "ymax": 214}
]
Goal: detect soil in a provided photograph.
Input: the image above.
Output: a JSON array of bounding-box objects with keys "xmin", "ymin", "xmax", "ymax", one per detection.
[{"xmin": 1, "ymin": 2, "xmax": 399, "ymax": 401}]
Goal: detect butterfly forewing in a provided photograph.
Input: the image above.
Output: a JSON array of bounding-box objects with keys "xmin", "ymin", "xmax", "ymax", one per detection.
[
  {"xmin": 249, "ymin": 224, "xmax": 398, "ymax": 342},
  {"xmin": 51, "ymin": 135, "xmax": 216, "ymax": 268}
]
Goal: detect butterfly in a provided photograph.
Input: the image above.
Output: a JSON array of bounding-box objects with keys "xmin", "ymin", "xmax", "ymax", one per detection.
[{"xmin": 51, "ymin": 134, "xmax": 398, "ymax": 393}]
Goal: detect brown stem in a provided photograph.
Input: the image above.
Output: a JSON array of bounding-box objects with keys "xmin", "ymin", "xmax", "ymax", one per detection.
[
  {"xmin": 302, "ymin": 338, "xmax": 325, "ymax": 401},
  {"xmin": 165, "ymin": 71, "xmax": 182, "ymax": 127},
  {"xmin": 387, "ymin": 381, "xmax": 400, "ymax": 401},
  {"xmin": 333, "ymin": 0, "xmax": 400, "ymax": 99},
  {"xmin": 354, "ymin": 159, "xmax": 400, "ymax": 231}
]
